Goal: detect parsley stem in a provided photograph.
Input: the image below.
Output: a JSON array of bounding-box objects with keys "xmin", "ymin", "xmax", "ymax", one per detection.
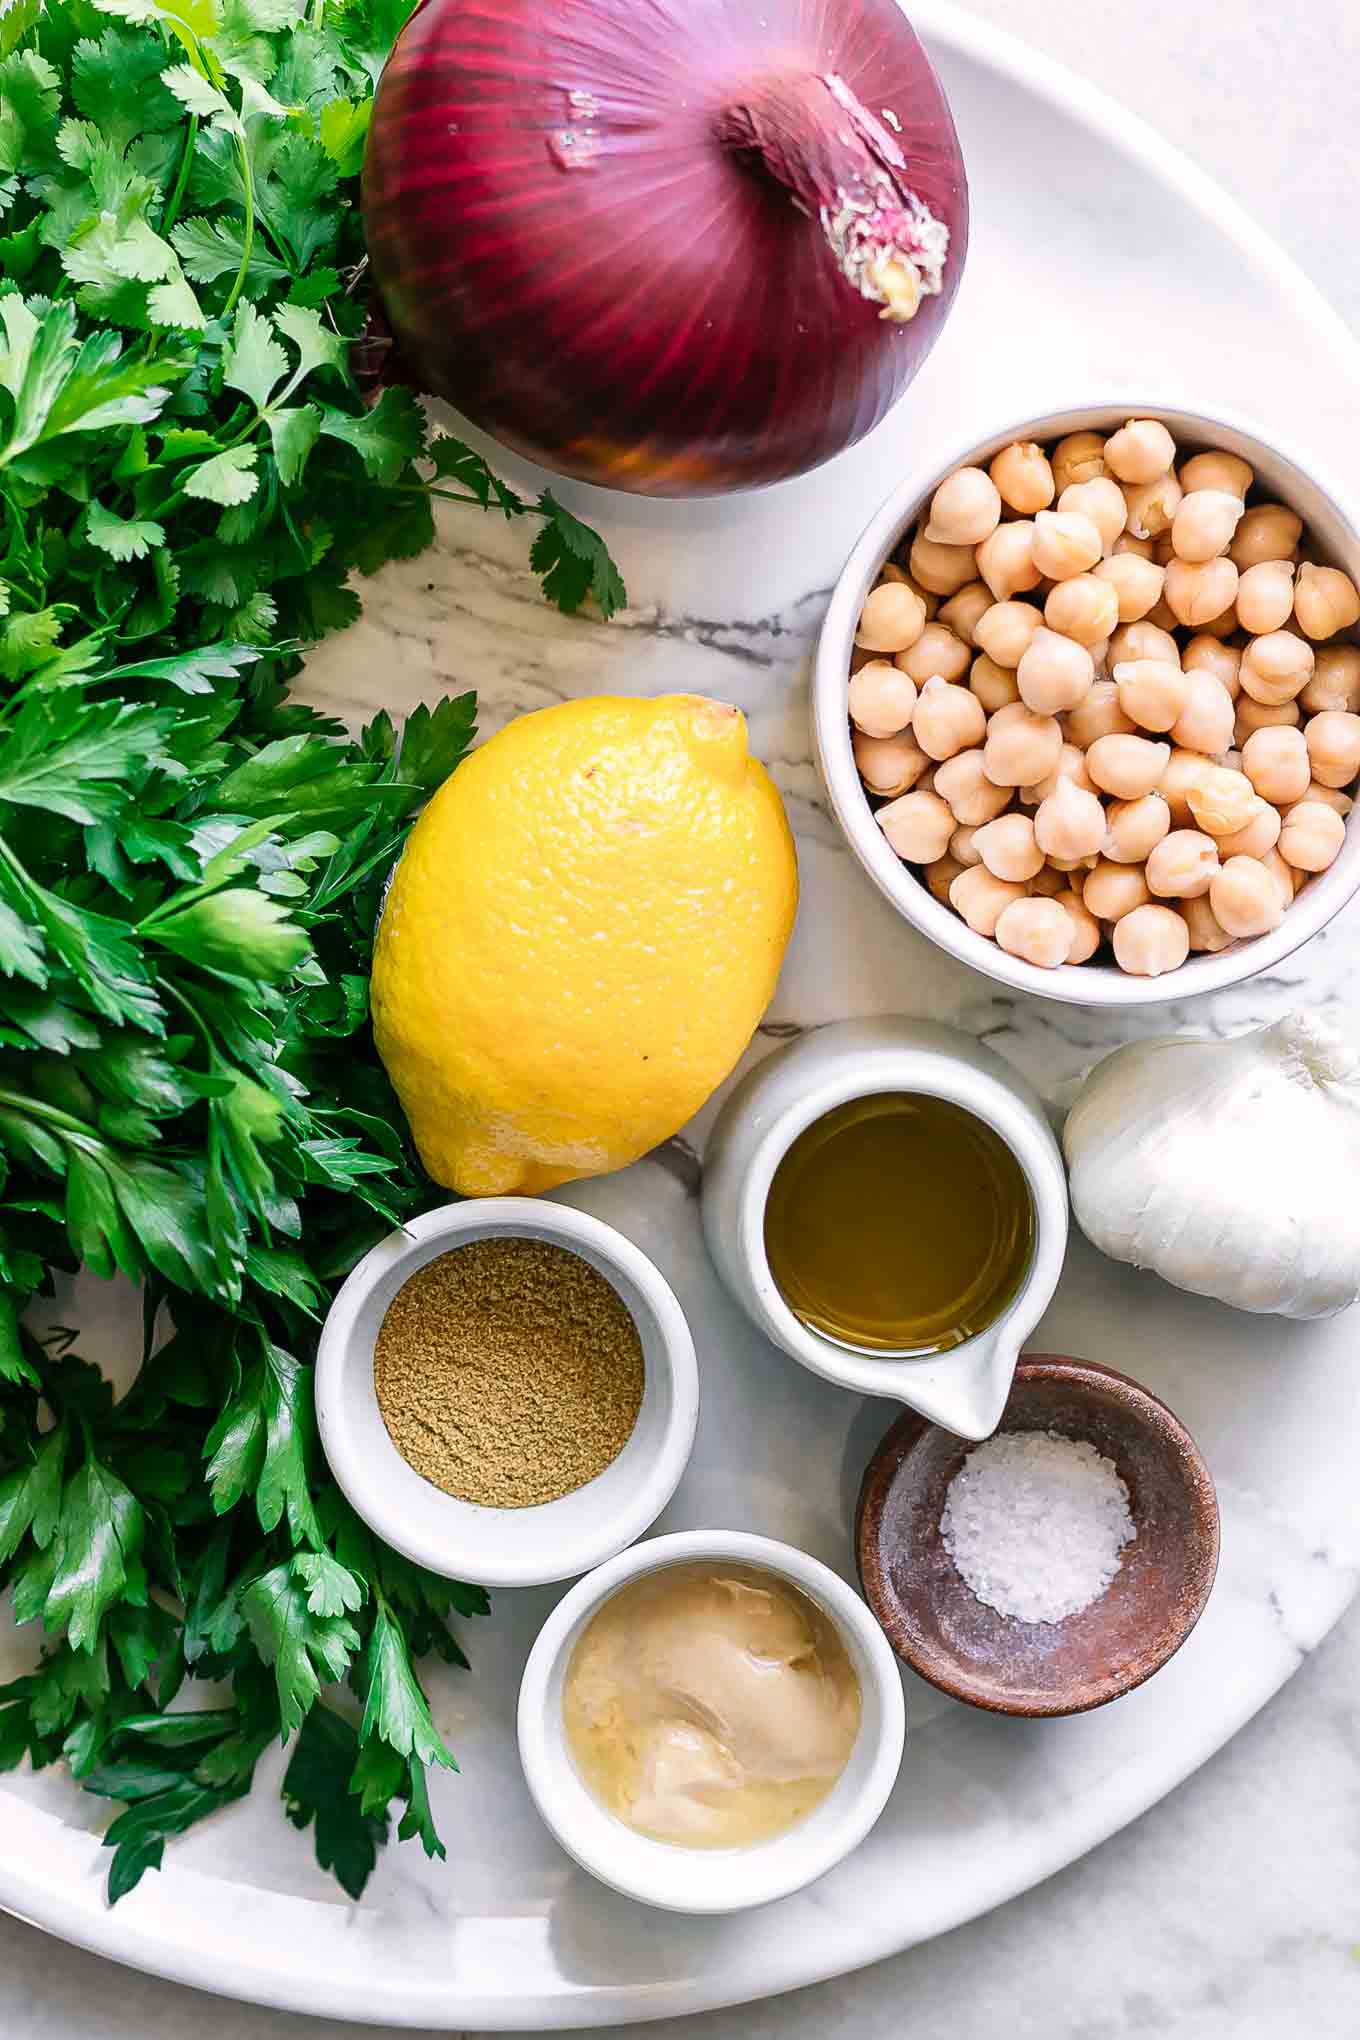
[
  {"xmin": 223, "ymin": 136, "xmax": 256, "ymax": 319},
  {"xmin": 0, "ymin": 1087, "xmax": 93, "ymax": 1139},
  {"xmin": 161, "ymin": 113, "xmax": 199, "ymax": 237}
]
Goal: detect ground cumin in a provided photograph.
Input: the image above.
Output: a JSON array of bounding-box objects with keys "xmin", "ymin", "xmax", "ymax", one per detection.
[{"xmin": 373, "ymin": 1236, "xmax": 644, "ymax": 1508}]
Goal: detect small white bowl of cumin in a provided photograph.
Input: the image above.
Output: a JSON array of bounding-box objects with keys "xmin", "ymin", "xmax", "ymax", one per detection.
[{"xmin": 315, "ymin": 1199, "xmax": 700, "ymax": 1588}]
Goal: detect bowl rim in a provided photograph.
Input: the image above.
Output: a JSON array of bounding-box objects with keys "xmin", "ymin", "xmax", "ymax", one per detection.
[
  {"xmin": 314, "ymin": 1198, "xmax": 700, "ymax": 1589},
  {"xmin": 516, "ymin": 1528, "xmax": 907, "ymax": 1913},
  {"xmin": 813, "ymin": 395, "xmax": 1360, "ymax": 1008},
  {"xmin": 854, "ymin": 1354, "xmax": 1222, "ymax": 1717}
]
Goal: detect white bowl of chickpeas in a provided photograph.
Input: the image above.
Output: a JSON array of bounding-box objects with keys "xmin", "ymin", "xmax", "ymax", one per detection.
[{"xmin": 814, "ymin": 403, "xmax": 1360, "ymax": 1003}]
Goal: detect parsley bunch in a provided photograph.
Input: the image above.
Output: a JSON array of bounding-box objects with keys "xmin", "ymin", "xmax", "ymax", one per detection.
[{"xmin": 0, "ymin": 0, "xmax": 627, "ymax": 1901}]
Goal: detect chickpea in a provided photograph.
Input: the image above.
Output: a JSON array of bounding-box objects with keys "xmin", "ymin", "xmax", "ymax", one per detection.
[
  {"xmin": 949, "ymin": 864, "xmax": 1028, "ymax": 937},
  {"xmin": 1236, "ymin": 560, "xmax": 1296, "ymax": 636},
  {"xmin": 1230, "ymin": 503, "xmax": 1303, "ymax": 571},
  {"xmin": 1033, "ymin": 775, "xmax": 1107, "ymax": 861},
  {"xmin": 949, "ymin": 822, "xmax": 984, "ymax": 867},
  {"xmin": 912, "ymin": 676, "xmax": 987, "ymax": 762},
  {"xmin": 853, "ymin": 728, "xmax": 930, "ymax": 797},
  {"xmin": 1093, "ymin": 552, "xmax": 1164, "ymax": 624},
  {"xmin": 974, "ymin": 600, "xmax": 1043, "ymax": 669},
  {"xmin": 877, "ymin": 787, "xmax": 954, "ymax": 863},
  {"xmin": 1112, "ymin": 902, "xmax": 1191, "ymax": 976},
  {"xmin": 973, "ymin": 811, "xmax": 1045, "ymax": 883},
  {"xmin": 1303, "ymin": 779, "xmax": 1355, "ymax": 817},
  {"xmin": 1216, "ymin": 798, "xmax": 1281, "ymax": 860},
  {"xmin": 935, "ymin": 747, "xmax": 1014, "ymax": 825},
  {"xmin": 1113, "ymin": 531, "xmax": 1157, "ymax": 560},
  {"xmin": 1086, "ymin": 732, "xmax": 1170, "ymax": 800},
  {"xmin": 1170, "ymin": 489, "xmax": 1244, "ymax": 563},
  {"xmin": 1278, "ymin": 800, "xmax": 1346, "ymax": 873},
  {"xmin": 1104, "ymin": 418, "xmax": 1177, "ymax": 486},
  {"xmin": 1239, "ymin": 630, "xmax": 1315, "ymax": 705},
  {"xmin": 1145, "ymin": 829, "xmax": 1219, "ymax": 899},
  {"xmin": 1023, "ymin": 742, "xmax": 1096, "ymax": 804},
  {"xmin": 1055, "ymin": 888, "xmax": 1101, "ymax": 963},
  {"xmin": 1017, "ymin": 627, "xmax": 1095, "ymax": 714},
  {"xmin": 1049, "ymin": 431, "xmax": 1106, "ymax": 495},
  {"xmin": 855, "ymin": 580, "xmax": 927, "ymax": 653},
  {"xmin": 1158, "ymin": 747, "xmax": 1216, "ymax": 826},
  {"xmin": 925, "ymin": 853, "xmax": 965, "ymax": 906},
  {"xmin": 1305, "ymin": 709, "xmax": 1360, "ymax": 789},
  {"xmin": 1065, "ymin": 679, "xmax": 1135, "ymax": 748},
  {"xmin": 1083, "ymin": 858, "xmax": 1151, "ymax": 922},
  {"xmin": 1164, "ymin": 557, "xmax": 1240, "ymax": 629},
  {"xmin": 911, "ymin": 529, "xmax": 979, "ymax": 597},
  {"xmin": 1026, "ymin": 863, "xmax": 1063, "ymax": 898},
  {"xmin": 1031, "ymin": 510, "xmax": 1103, "ymax": 581},
  {"xmin": 975, "ymin": 521, "xmax": 1041, "ymax": 603},
  {"xmin": 1044, "ymin": 574, "xmax": 1120, "ymax": 646},
  {"xmin": 1123, "ymin": 471, "xmax": 1183, "ymax": 542},
  {"xmin": 994, "ymin": 895, "xmax": 1075, "ymax": 969},
  {"xmin": 970, "ymin": 653, "xmax": 1022, "ymax": 714},
  {"xmin": 1179, "ymin": 640, "xmax": 1240, "ymax": 705},
  {"xmin": 1146, "ymin": 594, "xmax": 1184, "ymax": 635},
  {"xmin": 848, "ymin": 662, "xmax": 916, "ymax": 738},
  {"xmin": 1109, "ymin": 619, "xmax": 1181, "ymax": 668},
  {"xmin": 982, "ymin": 703, "xmax": 1063, "ymax": 788},
  {"xmin": 1181, "ymin": 762, "xmax": 1256, "ymax": 839},
  {"xmin": 1105, "ymin": 793, "xmax": 1170, "ymax": 864},
  {"xmin": 1235, "ymin": 696, "xmax": 1300, "ymax": 746},
  {"xmin": 1181, "ymin": 893, "xmax": 1234, "ymax": 954},
  {"xmin": 1114, "ymin": 658, "xmax": 1190, "ymax": 734},
  {"xmin": 1170, "ymin": 670, "xmax": 1235, "ymax": 756},
  {"xmin": 1240, "ymin": 725, "xmax": 1309, "ymax": 806},
  {"xmin": 1153, "ymin": 530, "xmax": 1178, "ymax": 567},
  {"xmin": 990, "ymin": 440, "xmax": 1056, "ymax": 514},
  {"xmin": 1208, "ymin": 856, "xmax": 1287, "ymax": 939},
  {"xmin": 925, "ymin": 468, "xmax": 1002, "ymax": 548},
  {"xmin": 1058, "ymin": 477, "xmax": 1127, "ymax": 555},
  {"xmin": 1261, "ymin": 847, "xmax": 1300, "ymax": 906},
  {"xmin": 897, "ymin": 621, "xmax": 972, "ymax": 686},
  {"xmin": 1178, "ymin": 450, "xmax": 1253, "ymax": 499},
  {"xmin": 1301, "ymin": 645, "xmax": 1360, "ymax": 715},
  {"xmin": 1294, "ymin": 563, "xmax": 1360, "ymax": 641},
  {"xmin": 937, "ymin": 580, "xmax": 992, "ymax": 646}
]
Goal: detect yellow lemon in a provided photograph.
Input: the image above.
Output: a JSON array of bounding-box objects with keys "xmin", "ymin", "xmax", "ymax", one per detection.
[{"xmin": 372, "ymin": 694, "xmax": 798, "ymax": 1195}]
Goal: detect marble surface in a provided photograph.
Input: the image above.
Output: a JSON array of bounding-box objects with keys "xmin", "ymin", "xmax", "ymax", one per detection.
[{"xmin": 5, "ymin": 1, "xmax": 1360, "ymax": 2035}]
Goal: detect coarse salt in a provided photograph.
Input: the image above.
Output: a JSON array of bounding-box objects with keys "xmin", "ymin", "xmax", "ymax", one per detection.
[{"xmin": 940, "ymin": 1428, "xmax": 1135, "ymax": 1624}]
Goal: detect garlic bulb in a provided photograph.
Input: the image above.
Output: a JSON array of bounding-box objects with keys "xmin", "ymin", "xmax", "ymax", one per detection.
[{"xmin": 1063, "ymin": 1014, "xmax": 1360, "ymax": 1318}]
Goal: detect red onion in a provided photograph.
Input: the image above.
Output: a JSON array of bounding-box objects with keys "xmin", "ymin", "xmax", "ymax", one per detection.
[{"xmin": 363, "ymin": 0, "xmax": 968, "ymax": 495}]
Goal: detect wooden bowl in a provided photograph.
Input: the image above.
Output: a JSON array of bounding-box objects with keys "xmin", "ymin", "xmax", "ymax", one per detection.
[{"xmin": 854, "ymin": 1356, "xmax": 1220, "ymax": 1717}]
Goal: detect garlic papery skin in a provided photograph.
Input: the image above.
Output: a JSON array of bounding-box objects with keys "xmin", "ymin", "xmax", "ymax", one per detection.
[{"xmin": 1062, "ymin": 1014, "xmax": 1360, "ymax": 1319}]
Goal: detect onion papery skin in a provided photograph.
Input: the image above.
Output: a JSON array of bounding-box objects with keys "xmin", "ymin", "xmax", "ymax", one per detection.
[{"xmin": 363, "ymin": 0, "xmax": 969, "ymax": 496}]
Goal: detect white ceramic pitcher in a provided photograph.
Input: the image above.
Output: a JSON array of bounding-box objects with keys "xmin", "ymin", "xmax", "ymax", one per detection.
[{"xmin": 701, "ymin": 1017, "xmax": 1069, "ymax": 1441}]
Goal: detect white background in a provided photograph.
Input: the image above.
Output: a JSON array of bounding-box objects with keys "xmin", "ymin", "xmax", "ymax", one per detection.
[{"xmin": 6, "ymin": 3, "xmax": 1359, "ymax": 2036}]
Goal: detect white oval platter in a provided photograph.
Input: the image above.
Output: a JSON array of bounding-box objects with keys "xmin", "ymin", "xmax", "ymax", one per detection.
[{"xmin": 4, "ymin": 1, "xmax": 1360, "ymax": 2026}]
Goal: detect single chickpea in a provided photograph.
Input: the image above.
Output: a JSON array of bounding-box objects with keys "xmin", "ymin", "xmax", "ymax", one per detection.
[
  {"xmin": 853, "ymin": 728, "xmax": 930, "ymax": 797},
  {"xmin": 1261, "ymin": 847, "xmax": 1300, "ymax": 907},
  {"xmin": 1051, "ymin": 432, "xmax": 1107, "ymax": 494},
  {"xmin": 1236, "ymin": 560, "xmax": 1296, "ymax": 636},
  {"xmin": 1093, "ymin": 552, "xmax": 1164, "ymax": 624},
  {"xmin": 1230, "ymin": 503, "xmax": 1304, "ymax": 571},
  {"xmin": 1208, "ymin": 857, "xmax": 1287, "ymax": 939},
  {"xmin": 848, "ymin": 662, "xmax": 917, "ymax": 738},
  {"xmin": 1044, "ymin": 574, "xmax": 1120, "ymax": 646},
  {"xmin": 1109, "ymin": 619, "xmax": 1181, "ymax": 668},
  {"xmin": 1181, "ymin": 893, "xmax": 1234, "ymax": 953},
  {"xmin": 949, "ymin": 865, "xmax": 1028, "ymax": 937},
  {"xmin": 1113, "ymin": 531, "xmax": 1157, "ymax": 560},
  {"xmin": 925, "ymin": 468, "xmax": 1002, "ymax": 547},
  {"xmin": 1053, "ymin": 888, "xmax": 1101, "ymax": 962},
  {"xmin": 994, "ymin": 895, "xmax": 1075, "ymax": 969},
  {"xmin": 1305, "ymin": 709, "xmax": 1360, "ymax": 789},
  {"xmin": 1122, "ymin": 471, "xmax": 1183, "ymax": 542},
  {"xmin": 910, "ymin": 530, "xmax": 979, "ymax": 597},
  {"xmin": 1105, "ymin": 793, "xmax": 1170, "ymax": 863},
  {"xmin": 1278, "ymin": 800, "xmax": 1347, "ymax": 872},
  {"xmin": 925, "ymin": 853, "xmax": 965, "ymax": 906},
  {"xmin": 1112, "ymin": 902, "xmax": 1191, "ymax": 976},
  {"xmin": 1239, "ymin": 630, "xmax": 1315, "ymax": 706},
  {"xmin": 1033, "ymin": 775, "xmax": 1107, "ymax": 861},
  {"xmin": 1303, "ymin": 779, "xmax": 1355, "ymax": 817},
  {"xmin": 1178, "ymin": 450, "xmax": 1253, "ymax": 499},
  {"xmin": 1216, "ymin": 797, "xmax": 1281, "ymax": 859},
  {"xmin": 877, "ymin": 788, "xmax": 954, "ymax": 863},
  {"xmin": 949, "ymin": 822, "xmax": 984, "ymax": 867},
  {"xmin": 896, "ymin": 621, "xmax": 972, "ymax": 686},
  {"xmin": 1031, "ymin": 510, "xmax": 1104, "ymax": 581},
  {"xmin": 1114, "ymin": 659, "xmax": 1190, "ymax": 734},
  {"xmin": 1065, "ymin": 679, "xmax": 1135, "ymax": 748},
  {"xmin": 974, "ymin": 599, "xmax": 1043, "ymax": 668},
  {"xmin": 1017, "ymin": 627, "xmax": 1096, "ymax": 714},
  {"xmin": 1083, "ymin": 858, "xmax": 1151, "ymax": 922},
  {"xmin": 1023, "ymin": 741, "xmax": 1096, "ymax": 803},
  {"xmin": 1301, "ymin": 645, "xmax": 1360, "ymax": 715},
  {"xmin": 1104, "ymin": 418, "xmax": 1177, "ymax": 485},
  {"xmin": 969, "ymin": 653, "xmax": 1022, "ymax": 714},
  {"xmin": 1170, "ymin": 670, "xmax": 1235, "ymax": 756},
  {"xmin": 976, "ymin": 520, "xmax": 1042, "ymax": 602},
  {"xmin": 935, "ymin": 747, "xmax": 1014, "ymax": 825},
  {"xmin": 912, "ymin": 676, "xmax": 988, "ymax": 761},
  {"xmin": 1235, "ymin": 696, "xmax": 1300, "ymax": 746},
  {"xmin": 1241, "ymin": 724, "xmax": 1311, "ymax": 805},
  {"xmin": 982, "ymin": 703, "xmax": 1064, "ymax": 788},
  {"xmin": 855, "ymin": 580, "xmax": 927, "ymax": 653},
  {"xmin": 1086, "ymin": 732, "xmax": 1171, "ymax": 799},
  {"xmin": 1028, "ymin": 864, "xmax": 1064, "ymax": 897},
  {"xmin": 1164, "ymin": 556, "xmax": 1240, "ymax": 629},
  {"xmin": 1158, "ymin": 747, "xmax": 1217, "ymax": 825},
  {"xmin": 937, "ymin": 580, "xmax": 993, "ymax": 647},
  {"xmin": 1170, "ymin": 489, "xmax": 1244, "ymax": 563},
  {"xmin": 1181, "ymin": 636, "xmax": 1241, "ymax": 699},
  {"xmin": 1294, "ymin": 563, "xmax": 1360, "ymax": 641},
  {"xmin": 973, "ymin": 811, "xmax": 1045, "ymax": 883},
  {"xmin": 1183, "ymin": 762, "xmax": 1258, "ymax": 838},
  {"xmin": 1146, "ymin": 829, "xmax": 1220, "ymax": 899},
  {"xmin": 990, "ymin": 440, "xmax": 1056, "ymax": 515},
  {"xmin": 1058, "ymin": 478, "xmax": 1127, "ymax": 555}
]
